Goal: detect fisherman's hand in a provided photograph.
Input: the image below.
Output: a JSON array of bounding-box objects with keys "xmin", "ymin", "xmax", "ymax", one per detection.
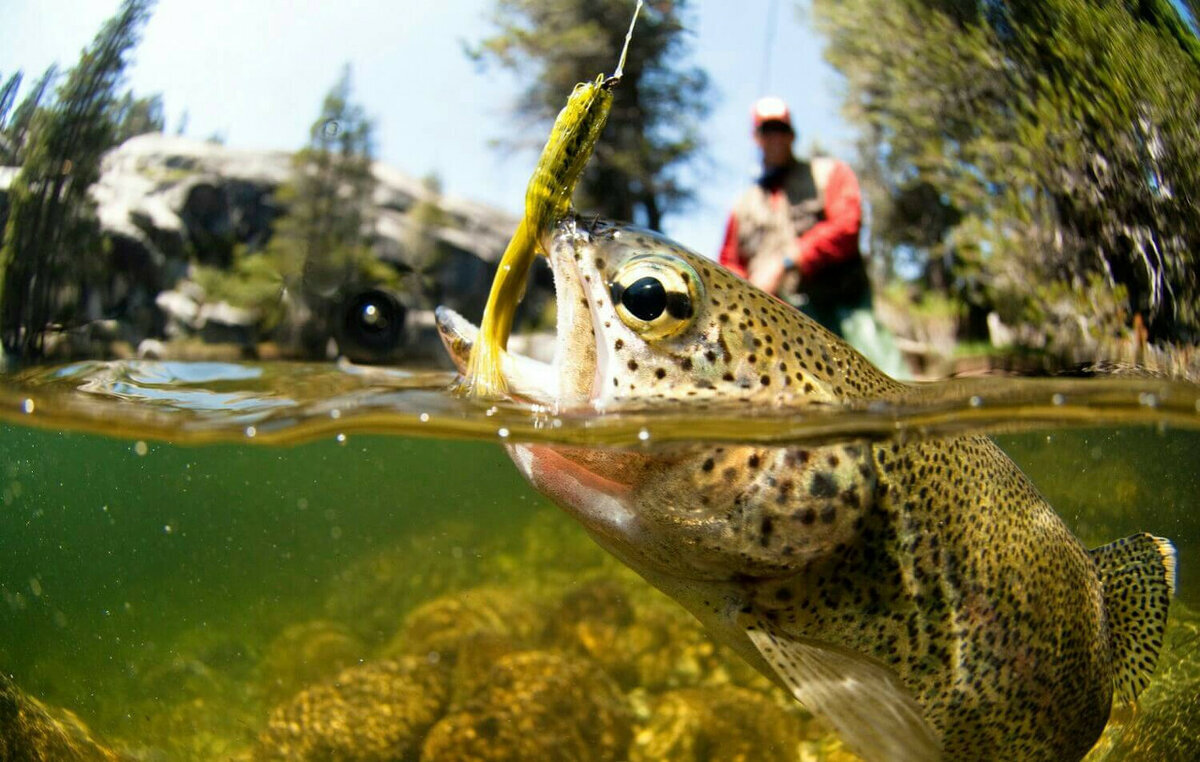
[{"xmin": 750, "ymin": 257, "xmax": 788, "ymax": 295}]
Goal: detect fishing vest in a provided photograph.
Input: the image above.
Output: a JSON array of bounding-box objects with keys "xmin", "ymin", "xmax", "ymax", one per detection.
[{"xmin": 732, "ymin": 157, "xmax": 869, "ymax": 309}]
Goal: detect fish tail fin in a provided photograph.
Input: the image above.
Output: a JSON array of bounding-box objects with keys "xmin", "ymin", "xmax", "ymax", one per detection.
[{"xmin": 1090, "ymin": 533, "xmax": 1176, "ymax": 703}]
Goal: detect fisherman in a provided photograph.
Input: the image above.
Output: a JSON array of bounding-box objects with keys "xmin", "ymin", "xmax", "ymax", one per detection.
[{"xmin": 719, "ymin": 97, "xmax": 905, "ymax": 376}]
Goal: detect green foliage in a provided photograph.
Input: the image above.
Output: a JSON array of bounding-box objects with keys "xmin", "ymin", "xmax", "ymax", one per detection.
[
  {"xmin": 0, "ymin": 0, "xmax": 156, "ymax": 361},
  {"xmin": 0, "ymin": 67, "xmax": 58, "ymax": 166},
  {"xmin": 191, "ymin": 247, "xmax": 286, "ymax": 329},
  {"xmin": 112, "ymin": 91, "xmax": 165, "ymax": 144},
  {"xmin": 265, "ymin": 65, "xmax": 378, "ymax": 302},
  {"xmin": 469, "ymin": 0, "xmax": 711, "ymax": 230},
  {"xmin": 812, "ymin": 0, "xmax": 1200, "ymax": 345}
]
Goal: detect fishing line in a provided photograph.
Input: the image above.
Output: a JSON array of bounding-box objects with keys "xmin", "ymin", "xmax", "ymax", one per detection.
[
  {"xmin": 614, "ymin": 0, "xmax": 644, "ymax": 80},
  {"xmin": 758, "ymin": 0, "xmax": 780, "ymax": 95}
]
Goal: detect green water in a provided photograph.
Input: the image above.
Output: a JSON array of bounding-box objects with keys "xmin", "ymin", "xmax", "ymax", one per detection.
[{"xmin": 0, "ymin": 361, "xmax": 1198, "ymax": 760}]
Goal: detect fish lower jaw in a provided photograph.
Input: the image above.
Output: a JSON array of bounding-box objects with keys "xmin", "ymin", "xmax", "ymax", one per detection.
[{"xmin": 433, "ymin": 306, "xmax": 559, "ymax": 403}]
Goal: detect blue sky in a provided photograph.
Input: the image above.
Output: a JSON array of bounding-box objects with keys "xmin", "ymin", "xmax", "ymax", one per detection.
[{"xmin": 0, "ymin": 0, "xmax": 851, "ymax": 255}]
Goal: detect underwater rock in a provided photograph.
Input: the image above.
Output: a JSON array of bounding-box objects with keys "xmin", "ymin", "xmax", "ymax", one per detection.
[
  {"xmin": 629, "ymin": 685, "xmax": 805, "ymax": 762},
  {"xmin": 490, "ymin": 508, "xmax": 611, "ymax": 581},
  {"xmin": 254, "ymin": 656, "xmax": 448, "ymax": 762},
  {"xmin": 0, "ymin": 673, "xmax": 118, "ymax": 761},
  {"xmin": 548, "ymin": 576, "xmax": 636, "ymax": 672},
  {"xmin": 393, "ymin": 586, "xmax": 542, "ymax": 658},
  {"xmin": 258, "ymin": 619, "xmax": 367, "ymax": 703},
  {"xmin": 323, "ymin": 528, "xmax": 488, "ymax": 646},
  {"xmin": 421, "ymin": 650, "xmax": 632, "ymax": 762},
  {"xmin": 547, "ymin": 572, "xmax": 779, "ymax": 695},
  {"xmin": 623, "ymin": 599, "xmax": 775, "ymax": 695},
  {"xmin": 382, "ymin": 585, "xmax": 544, "ymax": 700},
  {"xmin": 1086, "ymin": 603, "xmax": 1200, "ymax": 761}
]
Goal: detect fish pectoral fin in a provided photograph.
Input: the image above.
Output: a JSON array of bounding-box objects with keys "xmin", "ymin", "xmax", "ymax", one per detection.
[
  {"xmin": 743, "ymin": 614, "xmax": 941, "ymax": 762},
  {"xmin": 1090, "ymin": 533, "xmax": 1176, "ymax": 703}
]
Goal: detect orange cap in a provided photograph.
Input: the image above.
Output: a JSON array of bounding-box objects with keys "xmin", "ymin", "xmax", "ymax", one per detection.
[{"xmin": 752, "ymin": 96, "xmax": 792, "ymax": 131}]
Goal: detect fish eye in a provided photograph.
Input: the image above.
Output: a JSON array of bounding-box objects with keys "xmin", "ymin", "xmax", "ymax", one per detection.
[
  {"xmin": 610, "ymin": 254, "xmax": 703, "ymax": 340},
  {"xmin": 621, "ymin": 277, "xmax": 667, "ymax": 321}
]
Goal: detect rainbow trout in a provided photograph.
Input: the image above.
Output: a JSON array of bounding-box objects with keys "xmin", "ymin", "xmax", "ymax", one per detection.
[{"xmin": 435, "ymin": 216, "xmax": 1176, "ymax": 762}]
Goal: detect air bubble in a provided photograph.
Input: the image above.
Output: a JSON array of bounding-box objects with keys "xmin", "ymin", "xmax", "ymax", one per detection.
[
  {"xmin": 330, "ymin": 409, "xmax": 342, "ymax": 420},
  {"xmin": 1051, "ymin": 393, "xmax": 1065, "ymax": 406},
  {"xmin": 968, "ymin": 396, "xmax": 983, "ymax": 408},
  {"xmin": 134, "ymin": 441, "xmax": 149, "ymax": 456},
  {"xmin": 497, "ymin": 427, "xmax": 510, "ymax": 439},
  {"xmin": 637, "ymin": 428, "xmax": 651, "ymax": 442},
  {"xmin": 245, "ymin": 426, "xmax": 257, "ymax": 438},
  {"xmin": 21, "ymin": 399, "xmax": 34, "ymax": 414},
  {"xmin": 419, "ymin": 413, "xmax": 430, "ymax": 423},
  {"xmin": 336, "ymin": 433, "xmax": 347, "ymax": 444},
  {"xmin": 1139, "ymin": 392, "xmax": 1158, "ymax": 408},
  {"xmin": 322, "ymin": 119, "xmax": 340, "ymax": 138}
]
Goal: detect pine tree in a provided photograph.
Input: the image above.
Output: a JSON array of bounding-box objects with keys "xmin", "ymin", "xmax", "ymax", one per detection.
[
  {"xmin": 253, "ymin": 65, "xmax": 381, "ymax": 354},
  {"xmin": 812, "ymin": 0, "xmax": 1200, "ymax": 346},
  {"xmin": 469, "ymin": 0, "xmax": 711, "ymax": 230},
  {"xmin": 0, "ymin": 0, "xmax": 156, "ymax": 361},
  {"xmin": 112, "ymin": 91, "xmax": 165, "ymax": 144},
  {"xmin": 0, "ymin": 67, "xmax": 58, "ymax": 166}
]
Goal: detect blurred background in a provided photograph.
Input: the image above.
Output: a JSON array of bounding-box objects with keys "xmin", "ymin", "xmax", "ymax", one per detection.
[{"xmin": 1, "ymin": 0, "xmax": 1197, "ymax": 375}]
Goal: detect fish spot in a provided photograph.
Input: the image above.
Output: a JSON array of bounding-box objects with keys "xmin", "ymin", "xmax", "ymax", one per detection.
[
  {"xmin": 759, "ymin": 516, "xmax": 774, "ymax": 545},
  {"xmin": 628, "ymin": 360, "xmax": 639, "ymax": 371},
  {"xmin": 679, "ymin": 357, "xmax": 693, "ymax": 371},
  {"xmin": 748, "ymin": 454, "xmax": 761, "ymax": 469},
  {"xmin": 615, "ymin": 338, "xmax": 624, "ymax": 350},
  {"xmin": 702, "ymin": 457, "xmax": 715, "ymax": 472},
  {"xmin": 810, "ymin": 472, "xmax": 838, "ymax": 498},
  {"xmin": 655, "ymin": 368, "xmax": 666, "ymax": 379}
]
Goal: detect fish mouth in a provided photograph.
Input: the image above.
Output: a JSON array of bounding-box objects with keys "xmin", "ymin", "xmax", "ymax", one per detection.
[{"xmin": 435, "ymin": 217, "xmax": 599, "ymax": 408}]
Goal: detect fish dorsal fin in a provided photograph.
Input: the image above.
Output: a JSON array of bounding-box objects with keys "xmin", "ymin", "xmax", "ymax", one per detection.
[
  {"xmin": 743, "ymin": 614, "xmax": 942, "ymax": 762},
  {"xmin": 1090, "ymin": 533, "xmax": 1177, "ymax": 703}
]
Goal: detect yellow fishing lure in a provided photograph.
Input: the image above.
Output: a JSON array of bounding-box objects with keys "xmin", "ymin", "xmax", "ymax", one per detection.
[{"xmin": 462, "ymin": 2, "xmax": 641, "ymax": 398}]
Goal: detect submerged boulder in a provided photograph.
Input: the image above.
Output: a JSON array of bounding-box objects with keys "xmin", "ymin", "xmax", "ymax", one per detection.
[
  {"xmin": 257, "ymin": 620, "xmax": 368, "ymax": 704},
  {"xmin": 629, "ymin": 685, "xmax": 805, "ymax": 762},
  {"xmin": 421, "ymin": 650, "xmax": 632, "ymax": 762},
  {"xmin": 0, "ymin": 673, "xmax": 118, "ymax": 761},
  {"xmin": 254, "ymin": 656, "xmax": 448, "ymax": 762}
]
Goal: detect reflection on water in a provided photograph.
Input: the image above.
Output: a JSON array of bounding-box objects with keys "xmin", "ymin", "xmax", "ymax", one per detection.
[{"xmin": 0, "ymin": 360, "xmax": 1197, "ymax": 760}]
